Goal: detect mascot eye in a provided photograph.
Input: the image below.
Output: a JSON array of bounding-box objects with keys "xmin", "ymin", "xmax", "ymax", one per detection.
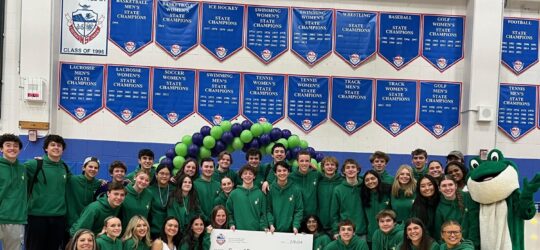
[
  {"xmin": 489, "ymin": 151, "xmax": 500, "ymax": 162},
  {"xmin": 470, "ymin": 159, "xmax": 480, "ymax": 169}
]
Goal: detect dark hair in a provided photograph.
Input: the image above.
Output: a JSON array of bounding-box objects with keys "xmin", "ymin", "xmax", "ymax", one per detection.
[
  {"xmin": 271, "ymin": 143, "xmax": 286, "ymax": 154},
  {"xmin": 107, "ymin": 181, "xmax": 126, "ymax": 193},
  {"xmin": 210, "ymin": 205, "xmax": 228, "ymax": 229},
  {"xmin": 0, "ymin": 133, "xmax": 23, "ymax": 148},
  {"xmin": 376, "ymin": 209, "xmax": 396, "ymax": 222},
  {"xmin": 299, "ymin": 215, "xmax": 323, "ymax": 234},
  {"xmin": 66, "ymin": 229, "xmax": 97, "ymax": 250},
  {"xmin": 411, "ymin": 148, "xmax": 428, "ymax": 158},
  {"xmin": 181, "ymin": 216, "xmax": 206, "ymax": 250},
  {"xmin": 108, "ymin": 160, "xmax": 127, "ymax": 174},
  {"xmin": 297, "ymin": 150, "xmax": 310, "ymax": 159},
  {"xmin": 176, "ymin": 158, "xmax": 199, "ymax": 179},
  {"xmin": 170, "ymin": 174, "xmax": 200, "ymax": 213},
  {"xmin": 400, "ymin": 218, "xmax": 435, "ymax": 250},
  {"xmin": 439, "ymin": 175, "xmax": 464, "ymax": 212},
  {"xmin": 245, "ymin": 148, "xmax": 262, "ymax": 161},
  {"xmin": 444, "ymin": 161, "xmax": 469, "ymax": 189},
  {"xmin": 159, "ymin": 216, "xmax": 182, "ymax": 248},
  {"xmin": 151, "ymin": 163, "xmax": 172, "ymax": 185},
  {"xmin": 273, "ymin": 161, "xmax": 290, "ymax": 173},
  {"xmin": 338, "ymin": 219, "xmax": 355, "ymax": 232},
  {"xmin": 200, "ymin": 157, "xmax": 214, "ymax": 167},
  {"xmin": 369, "ymin": 151, "xmax": 389, "ymax": 163},
  {"xmin": 411, "ymin": 175, "xmax": 440, "ymax": 233},
  {"xmin": 238, "ymin": 164, "xmax": 256, "ymax": 177},
  {"xmin": 218, "ymin": 151, "xmax": 233, "ymax": 164},
  {"xmin": 361, "ymin": 170, "xmax": 391, "ymax": 207},
  {"xmin": 341, "ymin": 158, "xmax": 360, "ymax": 174},
  {"xmin": 138, "ymin": 148, "xmax": 154, "ymax": 159},
  {"xmin": 43, "ymin": 134, "xmax": 66, "ymax": 152}
]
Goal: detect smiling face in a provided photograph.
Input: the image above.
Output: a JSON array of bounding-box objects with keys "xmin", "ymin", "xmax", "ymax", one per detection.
[
  {"xmin": 218, "ymin": 154, "xmax": 231, "ymax": 170},
  {"xmin": 181, "ymin": 177, "xmax": 192, "ymax": 194},
  {"xmin": 135, "ymin": 219, "xmax": 148, "ymax": 238},
  {"xmin": 134, "ymin": 172, "xmax": 150, "ymax": 190},
  {"xmin": 306, "ymin": 217, "xmax": 319, "ymax": 233},
  {"xmin": 272, "ymin": 147, "xmax": 286, "ymax": 162},
  {"xmin": 439, "ymin": 179, "xmax": 456, "ymax": 199},
  {"xmin": 343, "ymin": 163, "xmax": 358, "ymax": 180},
  {"xmin": 214, "ymin": 209, "xmax": 227, "ymax": 227},
  {"xmin": 419, "ymin": 177, "xmax": 435, "ymax": 197},
  {"xmin": 371, "ymin": 157, "xmax": 387, "ymax": 173},
  {"xmin": 378, "ymin": 216, "xmax": 395, "ymax": 234},
  {"xmin": 297, "ymin": 154, "xmax": 311, "ymax": 173},
  {"xmin": 406, "ymin": 222, "xmax": 423, "ymax": 246},
  {"xmin": 183, "ymin": 161, "xmax": 197, "ymax": 177},
  {"xmin": 441, "ymin": 224, "xmax": 462, "ymax": 248},
  {"xmin": 111, "ymin": 167, "xmax": 125, "ymax": 183},
  {"xmin": 45, "ymin": 141, "xmax": 64, "ymax": 160},
  {"xmin": 192, "ymin": 218, "xmax": 205, "ymax": 237},
  {"xmin": 428, "ymin": 161, "xmax": 443, "ymax": 178},
  {"xmin": 275, "ymin": 165, "xmax": 289, "ymax": 182},
  {"xmin": 446, "ymin": 165, "xmax": 463, "ymax": 182},
  {"xmin": 107, "ymin": 189, "xmax": 126, "ymax": 208},
  {"xmin": 76, "ymin": 232, "xmax": 94, "ymax": 250},
  {"xmin": 398, "ymin": 168, "xmax": 412, "ymax": 185},
  {"xmin": 339, "ymin": 225, "xmax": 354, "ymax": 244},
  {"xmin": 105, "ymin": 218, "xmax": 122, "ymax": 238},
  {"xmin": 364, "ymin": 173, "xmax": 379, "ymax": 190},
  {"xmin": 138, "ymin": 155, "xmax": 154, "ymax": 170},
  {"xmin": 164, "ymin": 219, "xmax": 179, "ymax": 237},
  {"xmin": 221, "ymin": 177, "xmax": 233, "ymax": 194},
  {"xmin": 323, "ymin": 161, "xmax": 337, "ymax": 177},
  {"xmin": 83, "ymin": 161, "xmax": 99, "ymax": 179},
  {"xmin": 247, "ymin": 154, "xmax": 260, "ymax": 167},
  {"xmin": 201, "ymin": 161, "xmax": 214, "ymax": 179},
  {"xmin": 157, "ymin": 167, "xmax": 171, "ymax": 186},
  {"xmin": 1, "ymin": 141, "xmax": 20, "ymax": 162},
  {"xmin": 241, "ymin": 169, "xmax": 254, "ymax": 185}
]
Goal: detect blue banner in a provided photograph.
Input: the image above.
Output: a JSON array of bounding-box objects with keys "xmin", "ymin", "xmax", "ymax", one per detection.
[
  {"xmin": 375, "ymin": 79, "xmax": 417, "ymax": 136},
  {"xmin": 109, "ymin": 0, "xmax": 153, "ymax": 55},
  {"xmin": 331, "ymin": 77, "xmax": 373, "ymax": 134},
  {"xmin": 498, "ymin": 84, "xmax": 537, "ymax": 141},
  {"xmin": 243, "ymin": 73, "xmax": 285, "ymax": 124},
  {"xmin": 334, "ymin": 10, "xmax": 377, "ymax": 67},
  {"xmin": 201, "ymin": 3, "xmax": 244, "ymax": 61},
  {"xmin": 106, "ymin": 65, "xmax": 150, "ymax": 123},
  {"xmin": 422, "ymin": 15, "xmax": 464, "ymax": 72},
  {"xmin": 501, "ymin": 18, "xmax": 539, "ymax": 75},
  {"xmin": 59, "ymin": 63, "xmax": 104, "ymax": 122},
  {"xmin": 197, "ymin": 71, "xmax": 241, "ymax": 125},
  {"xmin": 152, "ymin": 68, "xmax": 196, "ymax": 126},
  {"xmin": 291, "ymin": 8, "xmax": 333, "ymax": 65},
  {"xmin": 418, "ymin": 81, "xmax": 461, "ymax": 138},
  {"xmin": 287, "ymin": 75, "xmax": 329, "ymax": 133},
  {"xmin": 155, "ymin": 0, "xmax": 199, "ymax": 59},
  {"xmin": 246, "ymin": 6, "xmax": 289, "ymax": 64},
  {"xmin": 378, "ymin": 13, "xmax": 421, "ymax": 70}
]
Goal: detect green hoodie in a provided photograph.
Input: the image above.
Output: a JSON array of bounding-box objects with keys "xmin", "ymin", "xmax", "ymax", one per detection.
[
  {"xmin": 212, "ymin": 167, "xmax": 238, "ymax": 185},
  {"xmin": 148, "ymin": 183, "xmax": 174, "ymax": 236},
  {"xmin": 289, "ymin": 167, "xmax": 319, "ymax": 216},
  {"xmin": 213, "ymin": 191, "xmax": 230, "ymax": 207},
  {"xmin": 324, "ymin": 235, "xmax": 369, "ymax": 250},
  {"xmin": 371, "ymin": 223, "xmax": 403, "ymax": 250},
  {"xmin": 330, "ymin": 179, "xmax": 367, "ymax": 235},
  {"xmin": 126, "ymin": 166, "xmax": 155, "ymax": 182},
  {"xmin": 267, "ymin": 180, "xmax": 304, "ymax": 232},
  {"xmin": 25, "ymin": 155, "xmax": 70, "ymax": 216},
  {"xmin": 121, "ymin": 185, "xmax": 153, "ymax": 228},
  {"xmin": 365, "ymin": 192, "xmax": 391, "ymax": 242},
  {"xmin": 412, "ymin": 166, "xmax": 428, "ymax": 181},
  {"xmin": 238, "ymin": 164, "xmax": 267, "ymax": 188},
  {"xmin": 167, "ymin": 196, "xmax": 203, "ymax": 230},
  {"xmin": 70, "ymin": 196, "xmax": 122, "ymax": 236},
  {"xmin": 263, "ymin": 162, "xmax": 277, "ymax": 184},
  {"xmin": 317, "ymin": 173, "xmax": 343, "ymax": 231},
  {"xmin": 390, "ymin": 190, "xmax": 415, "ymax": 223},
  {"xmin": 96, "ymin": 234, "xmax": 122, "ymax": 250},
  {"xmin": 379, "ymin": 170, "xmax": 394, "ymax": 185},
  {"xmin": 434, "ymin": 191, "xmax": 477, "ymax": 242},
  {"xmin": 313, "ymin": 233, "xmax": 331, "ymax": 250},
  {"xmin": 396, "ymin": 241, "xmax": 439, "ymax": 250},
  {"xmin": 66, "ymin": 174, "xmax": 102, "ymax": 227},
  {"xmin": 0, "ymin": 157, "xmax": 27, "ymax": 224},
  {"xmin": 226, "ymin": 185, "xmax": 267, "ymax": 231},
  {"xmin": 439, "ymin": 239, "xmax": 475, "ymax": 250},
  {"xmin": 123, "ymin": 237, "xmax": 151, "ymax": 250},
  {"xmin": 193, "ymin": 177, "xmax": 220, "ymax": 218}
]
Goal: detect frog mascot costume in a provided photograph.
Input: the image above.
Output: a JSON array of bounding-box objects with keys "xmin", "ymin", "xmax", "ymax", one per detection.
[{"xmin": 467, "ymin": 149, "xmax": 540, "ymax": 250}]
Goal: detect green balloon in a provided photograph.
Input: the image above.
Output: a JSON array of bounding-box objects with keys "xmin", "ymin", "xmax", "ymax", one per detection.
[
  {"xmin": 220, "ymin": 120, "xmax": 232, "ymax": 132},
  {"xmin": 311, "ymin": 158, "xmax": 318, "ymax": 168},
  {"xmin": 173, "ymin": 168, "xmax": 180, "ymax": 176},
  {"xmin": 173, "ymin": 156, "xmax": 185, "ymax": 169},
  {"xmin": 203, "ymin": 136, "xmax": 216, "ymax": 149},
  {"xmin": 265, "ymin": 142, "xmax": 275, "ymax": 155},
  {"xmin": 287, "ymin": 135, "xmax": 300, "ymax": 148},
  {"xmin": 210, "ymin": 126, "xmax": 224, "ymax": 139},
  {"xmin": 291, "ymin": 160, "xmax": 299, "ymax": 168},
  {"xmin": 226, "ymin": 144, "xmax": 234, "ymax": 153},
  {"xmin": 260, "ymin": 147, "xmax": 267, "ymax": 156},
  {"xmin": 299, "ymin": 139, "xmax": 309, "ymax": 149},
  {"xmin": 182, "ymin": 135, "xmax": 192, "ymax": 146},
  {"xmin": 232, "ymin": 138, "xmax": 244, "ymax": 150},
  {"xmin": 250, "ymin": 123, "xmax": 263, "ymax": 137},
  {"xmin": 175, "ymin": 143, "xmax": 188, "ymax": 157},
  {"xmin": 240, "ymin": 130, "xmax": 254, "ymax": 143},
  {"xmin": 277, "ymin": 138, "xmax": 288, "ymax": 149},
  {"xmin": 199, "ymin": 147, "xmax": 211, "ymax": 158},
  {"xmin": 262, "ymin": 122, "xmax": 273, "ymax": 134}
]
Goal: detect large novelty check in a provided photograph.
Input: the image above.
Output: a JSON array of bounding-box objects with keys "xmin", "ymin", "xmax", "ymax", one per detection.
[{"xmin": 209, "ymin": 229, "xmax": 313, "ymax": 250}]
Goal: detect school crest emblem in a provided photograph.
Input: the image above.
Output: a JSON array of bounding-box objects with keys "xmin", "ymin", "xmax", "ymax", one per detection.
[
  {"xmin": 213, "ymin": 114, "xmax": 223, "ymax": 125},
  {"xmin": 121, "ymin": 108, "xmax": 133, "ymax": 121},
  {"xmin": 170, "ymin": 44, "xmax": 182, "ymax": 56},
  {"xmin": 306, "ymin": 51, "xmax": 318, "ymax": 63},
  {"xmin": 65, "ymin": 4, "xmax": 104, "ymax": 44},
  {"xmin": 437, "ymin": 57, "xmax": 447, "ymax": 69},
  {"xmin": 167, "ymin": 112, "xmax": 178, "ymax": 123},
  {"xmin": 345, "ymin": 120, "xmax": 356, "ymax": 132},
  {"xmin": 302, "ymin": 119, "xmax": 312, "ymax": 130},
  {"xmin": 261, "ymin": 49, "xmax": 272, "ymax": 61},
  {"xmin": 390, "ymin": 122, "xmax": 401, "ymax": 134},
  {"xmin": 216, "ymin": 46, "xmax": 227, "ymax": 59},
  {"xmin": 349, "ymin": 54, "xmax": 361, "ymax": 65},
  {"xmin": 258, "ymin": 117, "xmax": 268, "ymax": 123},
  {"xmin": 513, "ymin": 60, "xmax": 524, "ymax": 72},
  {"xmin": 510, "ymin": 126, "xmax": 521, "ymax": 138},
  {"xmin": 432, "ymin": 123, "xmax": 444, "ymax": 136},
  {"xmin": 75, "ymin": 107, "xmax": 87, "ymax": 119},
  {"xmin": 393, "ymin": 56, "xmax": 404, "ymax": 67},
  {"xmin": 216, "ymin": 233, "xmax": 226, "ymax": 245},
  {"xmin": 124, "ymin": 41, "xmax": 136, "ymax": 53}
]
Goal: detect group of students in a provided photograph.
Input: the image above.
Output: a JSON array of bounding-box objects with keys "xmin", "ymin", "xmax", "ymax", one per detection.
[{"xmin": 0, "ymin": 133, "xmax": 481, "ymax": 250}]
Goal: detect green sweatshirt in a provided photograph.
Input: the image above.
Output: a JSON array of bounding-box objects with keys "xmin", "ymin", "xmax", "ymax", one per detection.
[
  {"xmin": 439, "ymin": 239, "xmax": 475, "ymax": 250},
  {"xmin": 126, "ymin": 166, "xmax": 155, "ymax": 182},
  {"xmin": 371, "ymin": 223, "xmax": 403, "ymax": 250},
  {"xmin": 121, "ymin": 185, "xmax": 153, "ymax": 228},
  {"xmin": 96, "ymin": 234, "xmax": 122, "ymax": 250},
  {"xmin": 212, "ymin": 167, "xmax": 238, "ymax": 185},
  {"xmin": 390, "ymin": 190, "xmax": 415, "ymax": 223},
  {"xmin": 0, "ymin": 157, "xmax": 27, "ymax": 224},
  {"xmin": 317, "ymin": 173, "xmax": 343, "ymax": 231},
  {"xmin": 289, "ymin": 168, "xmax": 319, "ymax": 216},
  {"xmin": 396, "ymin": 241, "xmax": 439, "ymax": 250},
  {"xmin": 313, "ymin": 233, "xmax": 331, "ymax": 250},
  {"xmin": 148, "ymin": 183, "xmax": 174, "ymax": 236},
  {"xmin": 263, "ymin": 162, "xmax": 277, "ymax": 184},
  {"xmin": 379, "ymin": 171, "xmax": 394, "ymax": 185},
  {"xmin": 66, "ymin": 175, "xmax": 102, "ymax": 227},
  {"xmin": 237, "ymin": 164, "xmax": 267, "ymax": 188},
  {"xmin": 179, "ymin": 234, "xmax": 210, "ymax": 250},
  {"xmin": 193, "ymin": 177, "xmax": 220, "ymax": 218},
  {"xmin": 507, "ymin": 189, "xmax": 537, "ymax": 250},
  {"xmin": 123, "ymin": 237, "xmax": 151, "ymax": 250},
  {"xmin": 226, "ymin": 185, "xmax": 267, "ymax": 231},
  {"xmin": 330, "ymin": 180, "xmax": 367, "ymax": 235},
  {"xmin": 213, "ymin": 191, "xmax": 230, "ymax": 207},
  {"xmin": 324, "ymin": 235, "xmax": 369, "ymax": 250},
  {"xmin": 434, "ymin": 194, "xmax": 466, "ymax": 242},
  {"xmin": 266, "ymin": 180, "xmax": 304, "ymax": 232},
  {"xmin": 70, "ymin": 196, "xmax": 121, "ymax": 236},
  {"xmin": 25, "ymin": 155, "xmax": 70, "ymax": 216},
  {"xmin": 412, "ymin": 166, "xmax": 428, "ymax": 181},
  {"xmin": 364, "ymin": 192, "xmax": 391, "ymax": 242},
  {"xmin": 167, "ymin": 196, "xmax": 202, "ymax": 230}
]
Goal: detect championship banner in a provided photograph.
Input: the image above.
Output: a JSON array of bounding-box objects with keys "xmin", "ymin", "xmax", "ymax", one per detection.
[
  {"xmin": 246, "ymin": 5, "xmax": 289, "ymax": 64},
  {"xmin": 287, "ymin": 75, "xmax": 329, "ymax": 133},
  {"xmin": 291, "ymin": 8, "xmax": 333, "ymax": 66},
  {"xmin": 109, "ymin": 0, "xmax": 154, "ymax": 56},
  {"xmin": 152, "ymin": 68, "xmax": 196, "ymax": 126},
  {"xmin": 197, "ymin": 70, "xmax": 241, "ymax": 125},
  {"xmin": 501, "ymin": 18, "xmax": 539, "ymax": 75},
  {"xmin": 418, "ymin": 81, "xmax": 461, "ymax": 138},
  {"xmin": 334, "ymin": 10, "xmax": 377, "ymax": 68},
  {"xmin": 330, "ymin": 77, "xmax": 373, "ymax": 134},
  {"xmin": 155, "ymin": 0, "xmax": 199, "ymax": 59},
  {"xmin": 201, "ymin": 3, "xmax": 245, "ymax": 61},
  {"xmin": 61, "ymin": 0, "xmax": 108, "ymax": 55},
  {"xmin": 422, "ymin": 15, "xmax": 465, "ymax": 72},
  {"xmin": 59, "ymin": 63, "xmax": 104, "ymax": 122},
  {"xmin": 375, "ymin": 79, "xmax": 417, "ymax": 136},
  {"xmin": 242, "ymin": 73, "xmax": 285, "ymax": 124},
  {"xmin": 209, "ymin": 229, "xmax": 313, "ymax": 250},
  {"xmin": 498, "ymin": 84, "xmax": 536, "ymax": 141},
  {"xmin": 378, "ymin": 13, "xmax": 421, "ymax": 70},
  {"xmin": 105, "ymin": 65, "xmax": 150, "ymax": 124}
]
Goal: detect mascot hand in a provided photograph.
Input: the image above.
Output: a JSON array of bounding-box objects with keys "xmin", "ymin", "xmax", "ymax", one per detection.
[{"xmin": 522, "ymin": 173, "xmax": 540, "ymax": 199}]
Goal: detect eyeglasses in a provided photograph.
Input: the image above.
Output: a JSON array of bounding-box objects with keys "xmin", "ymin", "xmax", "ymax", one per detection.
[{"xmin": 443, "ymin": 230, "xmax": 461, "ymax": 235}]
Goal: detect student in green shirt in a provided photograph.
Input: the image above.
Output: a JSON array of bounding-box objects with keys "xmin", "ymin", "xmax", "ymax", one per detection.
[
  {"xmin": 65, "ymin": 229, "xmax": 97, "ymax": 250},
  {"xmin": 317, "ymin": 156, "xmax": 343, "ymax": 233},
  {"xmin": 179, "ymin": 216, "xmax": 208, "ymax": 250},
  {"xmin": 300, "ymin": 215, "xmax": 331, "ymax": 250},
  {"xmin": 212, "ymin": 151, "xmax": 238, "ymax": 185},
  {"xmin": 168, "ymin": 174, "xmax": 203, "ymax": 230},
  {"xmin": 360, "ymin": 170, "xmax": 391, "ymax": 246},
  {"xmin": 370, "ymin": 151, "xmax": 394, "ymax": 185},
  {"xmin": 267, "ymin": 161, "xmax": 304, "ymax": 233},
  {"xmin": 148, "ymin": 164, "xmax": 175, "ymax": 239},
  {"xmin": 324, "ymin": 219, "xmax": 369, "ymax": 250},
  {"xmin": 176, "ymin": 158, "xmax": 199, "ymax": 180},
  {"xmin": 411, "ymin": 175, "xmax": 440, "ymax": 237},
  {"xmin": 289, "ymin": 150, "xmax": 319, "ymax": 217},
  {"xmin": 261, "ymin": 143, "xmax": 287, "ymax": 193},
  {"xmin": 242, "ymin": 148, "xmax": 266, "ymax": 188},
  {"xmin": 371, "ymin": 209, "xmax": 403, "ymax": 250},
  {"xmin": 397, "ymin": 217, "xmax": 439, "ymax": 250},
  {"xmin": 126, "ymin": 149, "xmax": 155, "ymax": 182},
  {"xmin": 427, "ymin": 160, "xmax": 444, "ymax": 183},
  {"xmin": 390, "ymin": 165, "xmax": 416, "ymax": 223},
  {"xmin": 150, "ymin": 217, "xmax": 181, "ymax": 250},
  {"xmin": 411, "ymin": 149, "xmax": 428, "ymax": 181},
  {"xmin": 121, "ymin": 170, "xmax": 153, "ymax": 229},
  {"xmin": 214, "ymin": 176, "xmax": 234, "ymax": 207},
  {"xmin": 439, "ymin": 220, "xmax": 474, "ymax": 250},
  {"xmin": 96, "ymin": 216, "xmax": 123, "ymax": 250},
  {"xmin": 122, "ymin": 215, "xmax": 152, "ymax": 250},
  {"xmin": 194, "ymin": 158, "xmax": 221, "ymax": 218}
]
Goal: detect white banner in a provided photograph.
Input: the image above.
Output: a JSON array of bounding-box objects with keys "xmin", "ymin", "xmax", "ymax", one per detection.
[
  {"xmin": 210, "ymin": 229, "xmax": 313, "ymax": 250},
  {"xmin": 61, "ymin": 0, "xmax": 108, "ymax": 55}
]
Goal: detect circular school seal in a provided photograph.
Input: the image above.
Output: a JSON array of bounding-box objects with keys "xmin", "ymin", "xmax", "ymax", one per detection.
[
  {"xmin": 510, "ymin": 126, "xmax": 521, "ymax": 138},
  {"xmin": 258, "ymin": 117, "xmax": 268, "ymax": 123},
  {"xmin": 349, "ymin": 54, "xmax": 361, "ymax": 65},
  {"xmin": 170, "ymin": 44, "xmax": 182, "ymax": 56},
  {"xmin": 75, "ymin": 107, "xmax": 86, "ymax": 119},
  {"xmin": 437, "ymin": 57, "xmax": 448, "ymax": 69},
  {"xmin": 513, "ymin": 60, "xmax": 524, "ymax": 72},
  {"xmin": 124, "ymin": 41, "xmax": 136, "ymax": 53},
  {"xmin": 345, "ymin": 120, "xmax": 357, "ymax": 132},
  {"xmin": 167, "ymin": 112, "xmax": 178, "ymax": 123},
  {"xmin": 261, "ymin": 49, "xmax": 273, "ymax": 61},
  {"xmin": 302, "ymin": 119, "xmax": 313, "ymax": 130},
  {"xmin": 393, "ymin": 56, "xmax": 404, "ymax": 67},
  {"xmin": 306, "ymin": 51, "xmax": 318, "ymax": 63},
  {"xmin": 390, "ymin": 122, "xmax": 401, "ymax": 134},
  {"xmin": 216, "ymin": 233, "xmax": 226, "ymax": 245},
  {"xmin": 121, "ymin": 108, "xmax": 133, "ymax": 121},
  {"xmin": 216, "ymin": 46, "xmax": 228, "ymax": 59},
  {"xmin": 432, "ymin": 123, "xmax": 444, "ymax": 136},
  {"xmin": 213, "ymin": 115, "xmax": 223, "ymax": 125}
]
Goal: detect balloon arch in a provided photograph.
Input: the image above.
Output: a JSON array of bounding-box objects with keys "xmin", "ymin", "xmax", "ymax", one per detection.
[{"xmin": 158, "ymin": 120, "xmax": 325, "ymax": 174}]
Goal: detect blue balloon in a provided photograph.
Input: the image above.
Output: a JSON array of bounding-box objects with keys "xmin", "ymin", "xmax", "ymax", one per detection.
[
  {"xmin": 286, "ymin": 150, "xmax": 293, "ymax": 160},
  {"xmin": 282, "ymin": 129, "xmax": 292, "ymax": 139},
  {"xmin": 250, "ymin": 138, "xmax": 260, "ymax": 149},
  {"xmin": 200, "ymin": 126, "xmax": 211, "ymax": 137},
  {"xmin": 192, "ymin": 132, "xmax": 204, "ymax": 146},
  {"xmin": 221, "ymin": 131, "xmax": 234, "ymax": 145},
  {"xmin": 211, "ymin": 147, "xmax": 219, "ymax": 157},
  {"xmin": 307, "ymin": 147, "xmax": 316, "ymax": 158},
  {"xmin": 270, "ymin": 128, "xmax": 283, "ymax": 141},
  {"xmin": 316, "ymin": 152, "xmax": 324, "ymax": 162},
  {"xmin": 291, "ymin": 147, "xmax": 301, "ymax": 159},
  {"xmin": 166, "ymin": 148, "xmax": 175, "ymax": 159},
  {"xmin": 259, "ymin": 134, "xmax": 271, "ymax": 146},
  {"xmin": 241, "ymin": 120, "xmax": 253, "ymax": 130},
  {"xmin": 231, "ymin": 123, "xmax": 243, "ymax": 137},
  {"xmin": 160, "ymin": 157, "xmax": 172, "ymax": 167},
  {"xmin": 188, "ymin": 144, "xmax": 199, "ymax": 157},
  {"xmin": 214, "ymin": 140, "xmax": 226, "ymax": 153}
]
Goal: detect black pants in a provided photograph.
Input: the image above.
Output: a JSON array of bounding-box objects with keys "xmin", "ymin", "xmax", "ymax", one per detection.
[{"xmin": 25, "ymin": 215, "xmax": 66, "ymax": 250}]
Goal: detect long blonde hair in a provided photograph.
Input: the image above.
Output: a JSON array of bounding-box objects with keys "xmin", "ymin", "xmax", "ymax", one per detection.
[
  {"xmin": 391, "ymin": 165, "xmax": 416, "ymax": 197},
  {"xmin": 122, "ymin": 215, "xmax": 152, "ymax": 249},
  {"xmin": 98, "ymin": 216, "xmax": 121, "ymax": 236}
]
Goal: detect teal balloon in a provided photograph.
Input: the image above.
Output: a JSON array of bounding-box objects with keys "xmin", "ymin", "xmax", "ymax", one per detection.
[
  {"xmin": 226, "ymin": 144, "xmax": 234, "ymax": 153},
  {"xmin": 203, "ymin": 136, "xmax": 216, "ymax": 149},
  {"xmin": 220, "ymin": 120, "xmax": 232, "ymax": 132},
  {"xmin": 240, "ymin": 130, "xmax": 254, "ymax": 143},
  {"xmin": 173, "ymin": 156, "xmax": 185, "ymax": 169},
  {"xmin": 210, "ymin": 126, "xmax": 224, "ymax": 139},
  {"xmin": 250, "ymin": 123, "xmax": 263, "ymax": 137},
  {"xmin": 175, "ymin": 143, "xmax": 188, "ymax": 157},
  {"xmin": 181, "ymin": 135, "xmax": 192, "ymax": 146},
  {"xmin": 262, "ymin": 122, "xmax": 273, "ymax": 134},
  {"xmin": 199, "ymin": 147, "xmax": 211, "ymax": 158},
  {"xmin": 265, "ymin": 142, "xmax": 275, "ymax": 155},
  {"xmin": 232, "ymin": 138, "xmax": 244, "ymax": 150},
  {"xmin": 277, "ymin": 138, "xmax": 288, "ymax": 149},
  {"xmin": 287, "ymin": 135, "xmax": 300, "ymax": 148},
  {"xmin": 299, "ymin": 140, "xmax": 309, "ymax": 149}
]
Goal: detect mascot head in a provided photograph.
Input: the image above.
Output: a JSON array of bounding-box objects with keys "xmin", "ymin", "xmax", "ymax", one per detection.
[{"xmin": 467, "ymin": 149, "xmax": 520, "ymax": 204}]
